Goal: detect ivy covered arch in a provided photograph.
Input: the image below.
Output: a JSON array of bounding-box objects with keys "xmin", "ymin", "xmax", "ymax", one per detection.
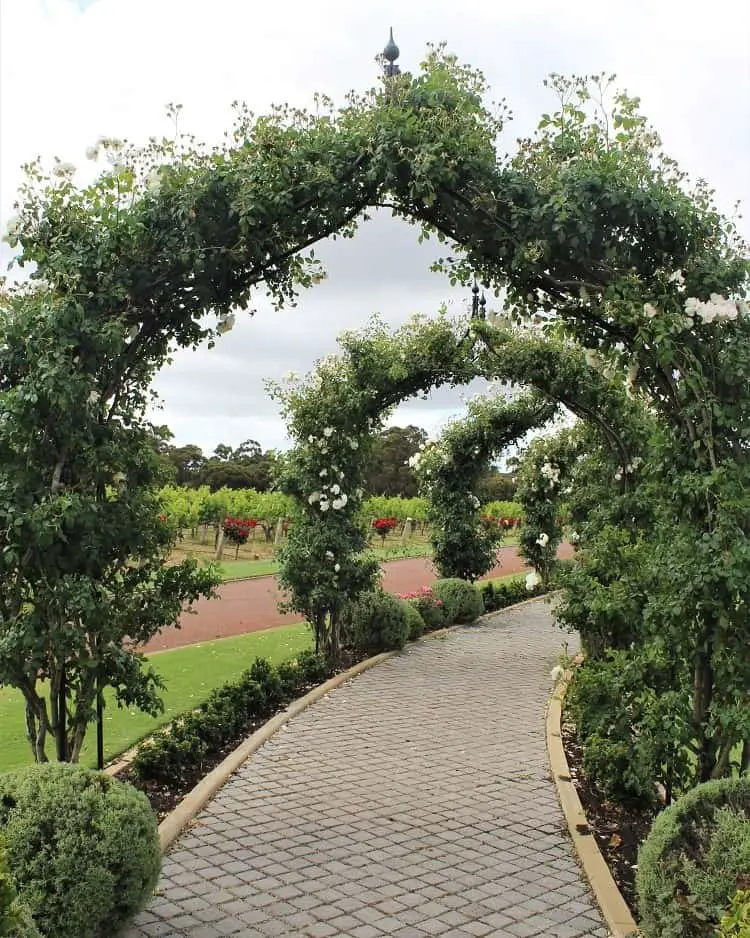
[{"xmin": 414, "ymin": 391, "xmax": 556, "ymax": 582}]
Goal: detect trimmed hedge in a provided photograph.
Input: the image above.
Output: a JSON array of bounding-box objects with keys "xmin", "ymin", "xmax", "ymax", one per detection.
[
  {"xmin": 132, "ymin": 650, "xmax": 330, "ymax": 786},
  {"xmin": 432, "ymin": 578, "xmax": 484, "ymax": 624},
  {"xmin": 400, "ymin": 600, "xmax": 425, "ymax": 640},
  {"xmin": 636, "ymin": 776, "xmax": 750, "ymax": 938},
  {"xmin": 343, "ymin": 590, "xmax": 410, "ymax": 654},
  {"xmin": 0, "ymin": 764, "xmax": 160, "ymax": 938}
]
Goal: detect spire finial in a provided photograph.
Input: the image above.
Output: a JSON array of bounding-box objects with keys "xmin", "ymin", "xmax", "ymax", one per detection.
[{"xmin": 381, "ymin": 27, "xmax": 400, "ymax": 76}]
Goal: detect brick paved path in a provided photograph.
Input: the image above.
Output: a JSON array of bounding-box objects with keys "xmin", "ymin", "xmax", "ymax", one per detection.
[{"xmin": 125, "ymin": 601, "xmax": 608, "ymax": 938}]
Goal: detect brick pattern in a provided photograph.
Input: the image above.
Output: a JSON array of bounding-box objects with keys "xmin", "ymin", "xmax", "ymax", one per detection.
[{"xmin": 124, "ymin": 601, "xmax": 608, "ymax": 937}]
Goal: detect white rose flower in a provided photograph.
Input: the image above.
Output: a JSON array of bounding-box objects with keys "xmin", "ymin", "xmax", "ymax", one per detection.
[
  {"xmin": 85, "ymin": 145, "xmax": 99, "ymax": 161},
  {"xmin": 334, "ymin": 563, "xmax": 340, "ymax": 573},
  {"xmin": 323, "ymin": 427, "xmax": 334, "ymax": 438},
  {"xmin": 308, "ymin": 435, "xmax": 315, "ymax": 444},
  {"xmin": 526, "ymin": 571, "xmax": 540, "ymax": 592},
  {"xmin": 331, "ymin": 484, "xmax": 341, "ymax": 495},
  {"xmin": 536, "ymin": 532, "xmax": 550, "ymax": 547},
  {"xmin": 349, "ymin": 439, "xmax": 359, "ymax": 450},
  {"xmin": 338, "ymin": 471, "xmax": 344, "ymax": 480},
  {"xmin": 308, "ymin": 491, "xmax": 321, "ymax": 504},
  {"xmin": 5, "ymin": 214, "xmax": 21, "ymax": 237},
  {"xmin": 216, "ymin": 314, "xmax": 235, "ymax": 335},
  {"xmin": 319, "ymin": 469, "xmax": 328, "ymax": 477},
  {"xmin": 52, "ymin": 161, "xmax": 76, "ymax": 178},
  {"xmin": 614, "ymin": 468, "xmax": 623, "ymax": 481},
  {"xmin": 332, "ymin": 494, "xmax": 348, "ymax": 509},
  {"xmin": 325, "ymin": 550, "xmax": 334, "ymax": 560},
  {"xmin": 643, "ymin": 303, "xmax": 658, "ymax": 319},
  {"xmin": 319, "ymin": 501, "xmax": 330, "ymax": 512},
  {"xmin": 569, "ymin": 531, "xmax": 580, "ymax": 544}
]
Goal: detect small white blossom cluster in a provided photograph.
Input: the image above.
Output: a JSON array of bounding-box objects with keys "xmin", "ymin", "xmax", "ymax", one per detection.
[
  {"xmin": 407, "ymin": 452, "xmax": 421, "ymax": 470},
  {"xmin": 569, "ymin": 531, "xmax": 580, "ymax": 544},
  {"xmin": 539, "ymin": 461, "xmax": 560, "ymax": 486},
  {"xmin": 216, "ymin": 313, "xmax": 235, "ymax": 336},
  {"xmin": 324, "ymin": 550, "xmax": 341, "ymax": 573},
  {"xmin": 52, "ymin": 161, "xmax": 76, "ymax": 179},
  {"xmin": 468, "ymin": 494, "xmax": 480, "ymax": 509},
  {"xmin": 535, "ymin": 532, "xmax": 550, "ymax": 548},
  {"xmin": 685, "ymin": 294, "xmax": 745, "ymax": 325},
  {"xmin": 614, "ymin": 456, "xmax": 643, "ymax": 481},
  {"xmin": 526, "ymin": 571, "xmax": 541, "ymax": 591}
]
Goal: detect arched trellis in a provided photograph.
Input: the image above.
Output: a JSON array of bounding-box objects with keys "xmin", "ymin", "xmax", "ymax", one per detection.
[
  {"xmin": 415, "ymin": 392, "xmax": 556, "ymax": 582},
  {"xmin": 2, "ymin": 50, "xmax": 747, "ymax": 776}
]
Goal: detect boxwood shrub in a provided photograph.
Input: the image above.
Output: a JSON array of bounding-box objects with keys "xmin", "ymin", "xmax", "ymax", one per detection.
[
  {"xmin": 431, "ymin": 578, "xmax": 484, "ymax": 624},
  {"xmin": 636, "ymin": 776, "xmax": 750, "ymax": 938},
  {"xmin": 343, "ymin": 589, "xmax": 410, "ymax": 654},
  {"xmin": 0, "ymin": 764, "xmax": 160, "ymax": 938},
  {"xmin": 400, "ymin": 599, "xmax": 425, "ymax": 640}
]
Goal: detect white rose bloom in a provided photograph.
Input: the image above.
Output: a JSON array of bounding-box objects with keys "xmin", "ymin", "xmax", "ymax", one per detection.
[
  {"xmin": 5, "ymin": 214, "xmax": 21, "ymax": 236},
  {"xmin": 334, "ymin": 563, "xmax": 340, "ymax": 573},
  {"xmin": 643, "ymin": 303, "xmax": 658, "ymax": 319},
  {"xmin": 526, "ymin": 572, "xmax": 540, "ymax": 591},
  {"xmin": 325, "ymin": 550, "xmax": 334, "ymax": 560},
  {"xmin": 338, "ymin": 471, "xmax": 344, "ymax": 480},
  {"xmin": 536, "ymin": 532, "xmax": 550, "ymax": 547},
  {"xmin": 349, "ymin": 439, "xmax": 359, "ymax": 450},
  {"xmin": 320, "ymin": 501, "xmax": 330, "ymax": 512},
  {"xmin": 331, "ymin": 484, "xmax": 341, "ymax": 495},
  {"xmin": 319, "ymin": 469, "xmax": 328, "ymax": 477},
  {"xmin": 355, "ymin": 488, "xmax": 364, "ymax": 499},
  {"xmin": 216, "ymin": 314, "xmax": 235, "ymax": 335},
  {"xmin": 669, "ymin": 270, "xmax": 685, "ymax": 287},
  {"xmin": 308, "ymin": 492, "xmax": 321, "ymax": 504},
  {"xmin": 53, "ymin": 161, "xmax": 76, "ymax": 178},
  {"xmin": 323, "ymin": 427, "xmax": 334, "ymax": 438},
  {"xmin": 332, "ymin": 494, "xmax": 348, "ymax": 510},
  {"xmin": 569, "ymin": 531, "xmax": 580, "ymax": 544},
  {"xmin": 85, "ymin": 145, "xmax": 99, "ymax": 161},
  {"xmin": 614, "ymin": 468, "xmax": 623, "ymax": 481},
  {"xmin": 308, "ymin": 435, "xmax": 315, "ymax": 443}
]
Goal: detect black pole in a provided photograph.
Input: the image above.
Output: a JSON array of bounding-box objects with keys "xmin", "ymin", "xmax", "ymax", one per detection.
[
  {"xmin": 57, "ymin": 663, "xmax": 67, "ymax": 762},
  {"xmin": 96, "ymin": 673, "xmax": 104, "ymax": 770}
]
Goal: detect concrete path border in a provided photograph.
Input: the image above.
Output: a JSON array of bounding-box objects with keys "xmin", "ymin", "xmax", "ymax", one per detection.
[{"xmin": 547, "ymin": 673, "xmax": 640, "ymax": 937}]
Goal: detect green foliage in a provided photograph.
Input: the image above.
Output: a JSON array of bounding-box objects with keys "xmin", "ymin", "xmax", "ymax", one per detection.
[
  {"xmin": 0, "ymin": 764, "xmax": 160, "ymax": 938},
  {"xmin": 417, "ymin": 393, "xmax": 555, "ymax": 582},
  {"xmin": 363, "ymin": 426, "xmax": 427, "ymax": 498},
  {"xmin": 342, "ymin": 590, "xmax": 410, "ymax": 655},
  {"xmin": 431, "ymin": 579, "xmax": 485, "ymax": 624},
  {"xmin": 717, "ymin": 890, "xmax": 750, "ymax": 938},
  {"xmin": 132, "ymin": 652, "xmax": 332, "ymax": 787},
  {"xmin": 479, "ymin": 575, "xmax": 531, "ymax": 612},
  {"xmin": 400, "ymin": 600, "xmax": 426, "ymax": 640},
  {"xmin": 636, "ymin": 778, "xmax": 750, "ymax": 938},
  {"xmin": 399, "ymin": 587, "xmax": 446, "ymax": 630},
  {"xmin": 566, "ymin": 649, "xmax": 693, "ymax": 806}
]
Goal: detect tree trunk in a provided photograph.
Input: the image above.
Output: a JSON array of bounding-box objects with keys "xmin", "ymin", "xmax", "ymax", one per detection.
[{"xmin": 692, "ymin": 633, "xmax": 716, "ymax": 783}]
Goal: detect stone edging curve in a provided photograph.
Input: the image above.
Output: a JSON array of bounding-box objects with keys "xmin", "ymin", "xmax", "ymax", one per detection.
[{"xmin": 546, "ymin": 673, "xmax": 641, "ymax": 938}]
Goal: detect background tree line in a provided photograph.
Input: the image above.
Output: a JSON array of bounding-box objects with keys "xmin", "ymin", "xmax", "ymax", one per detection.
[{"xmin": 154, "ymin": 423, "xmax": 517, "ymax": 500}]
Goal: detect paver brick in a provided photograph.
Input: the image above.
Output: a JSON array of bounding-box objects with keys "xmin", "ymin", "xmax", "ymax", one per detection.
[{"xmin": 126, "ymin": 602, "xmax": 608, "ymax": 937}]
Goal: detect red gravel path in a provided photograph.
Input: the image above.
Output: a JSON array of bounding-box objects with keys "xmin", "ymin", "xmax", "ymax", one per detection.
[{"xmin": 143, "ymin": 543, "xmax": 574, "ymax": 653}]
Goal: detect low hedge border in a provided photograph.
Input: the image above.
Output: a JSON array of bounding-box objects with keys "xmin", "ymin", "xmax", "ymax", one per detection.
[{"xmin": 547, "ymin": 669, "xmax": 640, "ymax": 938}]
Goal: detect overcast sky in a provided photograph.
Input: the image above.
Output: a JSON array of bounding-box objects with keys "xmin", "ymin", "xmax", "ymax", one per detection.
[{"xmin": 2, "ymin": 0, "xmax": 749, "ymax": 455}]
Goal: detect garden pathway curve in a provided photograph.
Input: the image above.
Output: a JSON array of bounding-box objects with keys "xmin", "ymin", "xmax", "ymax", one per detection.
[{"xmin": 125, "ymin": 601, "xmax": 608, "ymax": 938}]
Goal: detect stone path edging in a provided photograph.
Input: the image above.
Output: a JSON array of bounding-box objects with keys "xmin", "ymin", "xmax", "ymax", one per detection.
[{"xmin": 547, "ymin": 672, "xmax": 641, "ymax": 938}]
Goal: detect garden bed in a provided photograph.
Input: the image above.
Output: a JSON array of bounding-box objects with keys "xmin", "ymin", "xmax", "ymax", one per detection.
[{"xmin": 561, "ymin": 716, "xmax": 656, "ymax": 915}]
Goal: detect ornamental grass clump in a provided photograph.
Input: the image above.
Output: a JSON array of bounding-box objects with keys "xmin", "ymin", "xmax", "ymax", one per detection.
[{"xmin": 0, "ymin": 764, "xmax": 160, "ymax": 938}]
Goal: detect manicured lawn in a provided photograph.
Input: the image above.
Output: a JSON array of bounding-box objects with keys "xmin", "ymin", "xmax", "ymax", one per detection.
[
  {"xmin": 0, "ymin": 621, "xmax": 312, "ymax": 773},
  {"xmin": 215, "ymin": 558, "xmax": 279, "ymax": 580}
]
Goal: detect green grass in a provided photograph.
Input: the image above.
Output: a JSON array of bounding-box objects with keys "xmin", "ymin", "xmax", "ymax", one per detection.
[
  {"xmin": 0, "ymin": 621, "xmax": 312, "ymax": 774},
  {"xmin": 215, "ymin": 558, "xmax": 279, "ymax": 580}
]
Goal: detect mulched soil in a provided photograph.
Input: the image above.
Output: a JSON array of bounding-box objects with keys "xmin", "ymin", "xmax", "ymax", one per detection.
[{"xmin": 561, "ymin": 717, "xmax": 656, "ymax": 915}]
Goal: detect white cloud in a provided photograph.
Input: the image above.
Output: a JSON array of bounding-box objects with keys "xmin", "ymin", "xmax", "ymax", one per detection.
[{"xmin": 2, "ymin": 0, "xmax": 748, "ymax": 453}]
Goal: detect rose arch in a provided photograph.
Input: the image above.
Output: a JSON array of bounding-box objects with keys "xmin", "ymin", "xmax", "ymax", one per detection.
[{"xmin": 2, "ymin": 47, "xmax": 747, "ymax": 780}]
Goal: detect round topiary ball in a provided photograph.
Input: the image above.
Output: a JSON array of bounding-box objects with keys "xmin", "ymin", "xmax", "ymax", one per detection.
[
  {"xmin": 636, "ymin": 776, "xmax": 750, "ymax": 938},
  {"xmin": 0, "ymin": 763, "xmax": 161, "ymax": 938},
  {"xmin": 400, "ymin": 600, "xmax": 426, "ymax": 640},
  {"xmin": 344, "ymin": 590, "xmax": 410, "ymax": 654},
  {"xmin": 431, "ymin": 578, "xmax": 484, "ymax": 624}
]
